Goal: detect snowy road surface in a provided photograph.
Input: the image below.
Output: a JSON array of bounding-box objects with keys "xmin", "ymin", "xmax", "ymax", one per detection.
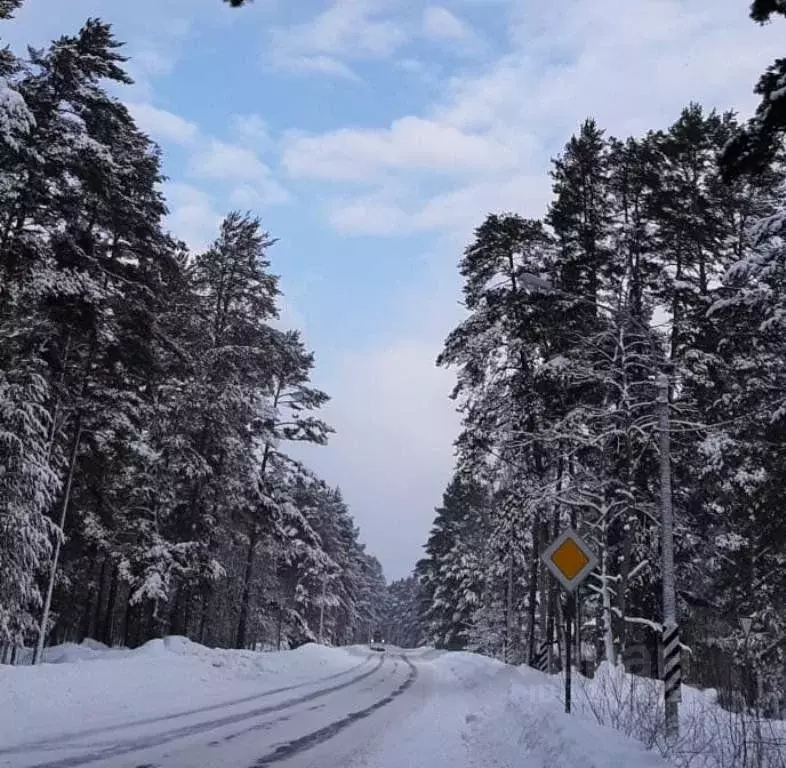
[
  {"xmin": 1, "ymin": 639, "xmax": 671, "ymax": 768},
  {"xmin": 2, "ymin": 651, "xmax": 416, "ymax": 767}
]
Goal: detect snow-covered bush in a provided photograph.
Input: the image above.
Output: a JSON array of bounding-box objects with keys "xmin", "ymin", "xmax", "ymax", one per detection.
[{"xmin": 575, "ymin": 662, "xmax": 786, "ymax": 768}]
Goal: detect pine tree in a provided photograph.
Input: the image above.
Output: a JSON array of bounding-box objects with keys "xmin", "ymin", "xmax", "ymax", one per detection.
[
  {"xmin": 0, "ymin": 360, "xmax": 60, "ymax": 645},
  {"xmin": 426, "ymin": 104, "xmax": 786, "ymax": 708},
  {"xmin": 0, "ymin": 16, "xmax": 386, "ymax": 657},
  {"xmin": 381, "ymin": 576, "xmax": 422, "ymax": 647},
  {"xmin": 416, "ymin": 475, "xmax": 488, "ymax": 650},
  {"xmin": 720, "ymin": 1, "xmax": 786, "ymax": 180}
]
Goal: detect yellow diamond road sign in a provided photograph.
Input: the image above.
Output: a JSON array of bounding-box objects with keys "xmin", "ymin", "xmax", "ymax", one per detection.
[{"xmin": 541, "ymin": 528, "xmax": 598, "ymax": 592}]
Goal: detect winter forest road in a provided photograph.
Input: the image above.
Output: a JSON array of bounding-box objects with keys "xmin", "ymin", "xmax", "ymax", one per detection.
[{"xmin": 1, "ymin": 649, "xmax": 426, "ymax": 768}]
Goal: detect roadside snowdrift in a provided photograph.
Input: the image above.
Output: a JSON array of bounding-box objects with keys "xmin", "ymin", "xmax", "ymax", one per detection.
[
  {"xmin": 354, "ymin": 650, "xmax": 672, "ymax": 768},
  {"xmin": 571, "ymin": 661, "xmax": 786, "ymax": 768},
  {"xmin": 8, "ymin": 640, "xmax": 774, "ymax": 767},
  {"xmin": 1, "ymin": 637, "xmax": 363, "ymax": 750}
]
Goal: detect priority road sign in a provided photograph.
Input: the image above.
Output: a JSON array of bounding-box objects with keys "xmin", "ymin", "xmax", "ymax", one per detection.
[{"xmin": 541, "ymin": 528, "xmax": 598, "ymax": 593}]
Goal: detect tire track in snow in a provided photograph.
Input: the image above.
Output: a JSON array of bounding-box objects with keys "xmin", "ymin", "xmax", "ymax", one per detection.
[
  {"xmin": 250, "ymin": 655, "xmax": 418, "ymax": 767},
  {"xmin": 208, "ymin": 659, "xmax": 404, "ymax": 748},
  {"xmin": 23, "ymin": 655, "xmax": 387, "ymax": 768},
  {"xmin": 0, "ymin": 654, "xmax": 374, "ymax": 757}
]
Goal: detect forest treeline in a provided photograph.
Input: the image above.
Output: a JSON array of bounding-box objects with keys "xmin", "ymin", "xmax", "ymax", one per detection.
[
  {"xmin": 0, "ymin": 8, "xmax": 386, "ymax": 661},
  {"xmin": 413, "ymin": 105, "xmax": 786, "ymax": 714}
]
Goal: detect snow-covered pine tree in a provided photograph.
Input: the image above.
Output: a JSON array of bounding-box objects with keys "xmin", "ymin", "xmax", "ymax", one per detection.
[
  {"xmin": 0, "ymin": 359, "xmax": 60, "ymax": 647},
  {"xmin": 0, "ymin": 17, "xmax": 181, "ymax": 652},
  {"xmin": 1, "ymin": 15, "xmax": 386, "ymax": 659},
  {"xmin": 235, "ymin": 329, "xmax": 332, "ymax": 649},
  {"xmin": 416, "ymin": 474, "xmax": 488, "ymax": 650},
  {"xmin": 0, "ymin": 0, "xmax": 62, "ymax": 652},
  {"xmin": 380, "ymin": 576, "xmax": 422, "ymax": 648},
  {"xmin": 427, "ymin": 106, "xmax": 786, "ymax": 704},
  {"xmin": 694, "ymin": 175, "xmax": 786, "ymax": 706},
  {"xmin": 720, "ymin": 1, "xmax": 786, "ymax": 180}
]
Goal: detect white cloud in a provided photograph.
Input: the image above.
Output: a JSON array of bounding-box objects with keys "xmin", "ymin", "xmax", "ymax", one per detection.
[
  {"xmin": 229, "ymin": 182, "xmax": 291, "ymax": 209},
  {"xmin": 421, "ymin": 6, "xmax": 477, "ymax": 46},
  {"xmin": 327, "ymin": 172, "xmax": 552, "ymax": 241},
  {"xmin": 295, "ymin": 336, "xmax": 461, "ymax": 579},
  {"xmin": 230, "ymin": 113, "xmax": 273, "ymax": 148},
  {"xmin": 442, "ymin": 0, "xmax": 781, "ymax": 140},
  {"xmin": 289, "ymin": 245, "xmax": 465, "ymax": 578},
  {"xmin": 272, "ymin": 294, "xmax": 308, "ymax": 335},
  {"xmin": 126, "ymin": 102, "xmax": 199, "ymax": 146},
  {"xmin": 162, "ymin": 182, "xmax": 223, "ymax": 252},
  {"xmin": 278, "ymin": 54, "xmax": 360, "ymax": 81},
  {"xmin": 328, "ymin": 196, "xmax": 409, "ymax": 236},
  {"xmin": 118, "ymin": 104, "xmax": 293, "ymax": 213},
  {"xmin": 269, "ymin": 0, "xmax": 406, "ymax": 78},
  {"xmin": 3, "ymin": 0, "xmax": 198, "ymax": 103},
  {"xmin": 190, "ymin": 139, "xmax": 291, "ymax": 206},
  {"xmin": 281, "ymin": 0, "xmax": 785, "ymax": 241},
  {"xmin": 191, "ymin": 140, "xmax": 274, "ymax": 182},
  {"xmin": 283, "ymin": 116, "xmax": 525, "ymax": 181},
  {"xmin": 123, "ymin": 105, "xmax": 291, "ymax": 213}
]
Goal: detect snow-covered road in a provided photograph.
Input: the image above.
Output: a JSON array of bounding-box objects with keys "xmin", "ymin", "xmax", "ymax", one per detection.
[
  {"xmin": 1, "ymin": 640, "xmax": 673, "ymax": 768},
  {"xmin": 2, "ymin": 651, "xmax": 417, "ymax": 768}
]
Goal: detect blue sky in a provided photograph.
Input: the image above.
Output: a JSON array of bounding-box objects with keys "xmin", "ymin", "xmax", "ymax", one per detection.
[{"xmin": 3, "ymin": 0, "xmax": 784, "ymax": 579}]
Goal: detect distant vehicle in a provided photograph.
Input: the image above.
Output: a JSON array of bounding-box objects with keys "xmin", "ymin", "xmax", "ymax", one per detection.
[{"xmin": 371, "ymin": 630, "xmax": 384, "ymax": 644}]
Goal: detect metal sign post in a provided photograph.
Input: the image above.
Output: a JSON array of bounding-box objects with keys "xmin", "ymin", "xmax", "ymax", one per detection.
[{"xmin": 541, "ymin": 528, "xmax": 598, "ymax": 714}]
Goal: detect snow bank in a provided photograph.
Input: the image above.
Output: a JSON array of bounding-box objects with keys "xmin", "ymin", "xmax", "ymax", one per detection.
[
  {"xmin": 570, "ymin": 661, "xmax": 786, "ymax": 768},
  {"xmin": 461, "ymin": 657, "xmax": 669, "ymax": 768},
  {"xmin": 0, "ymin": 637, "xmax": 363, "ymax": 750},
  {"xmin": 358, "ymin": 649, "xmax": 672, "ymax": 768}
]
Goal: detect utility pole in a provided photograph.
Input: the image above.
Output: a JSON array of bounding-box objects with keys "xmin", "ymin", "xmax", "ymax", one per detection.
[
  {"xmin": 657, "ymin": 373, "xmax": 680, "ymax": 740},
  {"xmin": 34, "ymin": 422, "xmax": 82, "ymax": 665}
]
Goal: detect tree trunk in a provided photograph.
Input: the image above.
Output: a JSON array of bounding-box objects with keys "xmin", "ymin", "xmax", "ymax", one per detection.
[
  {"xmin": 505, "ymin": 549, "xmax": 514, "ymax": 663},
  {"xmin": 527, "ymin": 511, "xmax": 540, "ymax": 664},
  {"xmin": 172, "ymin": 584, "xmax": 190, "ymax": 637},
  {"xmin": 102, "ymin": 562, "xmax": 118, "ymax": 646},
  {"xmin": 142, "ymin": 599, "xmax": 156, "ymax": 643},
  {"xmin": 94, "ymin": 555, "xmax": 112, "ymax": 639},
  {"xmin": 600, "ymin": 544, "xmax": 616, "ymax": 665},
  {"xmin": 616, "ymin": 516, "xmax": 633, "ymax": 661},
  {"xmin": 82, "ymin": 555, "xmax": 106, "ymax": 642},
  {"xmin": 122, "ymin": 591, "xmax": 133, "ymax": 648},
  {"xmin": 236, "ymin": 526, "xmax": 259, "ymax": 649},
  {"xmin": 546, "ymin": 456, "xmax": 565, "ymax": 671},
  {"xmin": 183, "ymin": 590, "xmax": 193, "ymax": 639},
  {"xmin": 199, "ymin": 589, "xmax": 211, "ymax": 645}
]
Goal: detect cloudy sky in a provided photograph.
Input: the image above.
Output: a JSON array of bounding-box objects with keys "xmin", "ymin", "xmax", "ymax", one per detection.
[{"xmin": 3, "ymin": 0, "xmax": 782, "ymax": 579}]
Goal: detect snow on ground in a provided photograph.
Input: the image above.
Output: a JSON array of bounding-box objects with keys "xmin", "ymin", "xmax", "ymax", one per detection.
[
  {"xmin": 0, "ymin": 636, "xmax": 365, "ymax": 750},
  {"xmin": 349, "ymin": 649, "xmax": 672, "ymax": 768},
  {"xmin": 571, "ymin": 661, "xmax": 786, "ymax": 768},
  {"xmin": 6, "ymin": 637, "xmax": 780, "ymax": 768}
]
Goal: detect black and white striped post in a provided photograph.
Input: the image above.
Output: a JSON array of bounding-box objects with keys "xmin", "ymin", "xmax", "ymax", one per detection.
[
  {"xmin": 662, "ymin": 621, "xmax": 682, "ymax": 710},
  {"xmin": 533, "ymin": 641, "xmax": 549, "ymax": 673},
  {"xmin": 658, "ymin": 374, "xmax": 680, "ymax": 740}
]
